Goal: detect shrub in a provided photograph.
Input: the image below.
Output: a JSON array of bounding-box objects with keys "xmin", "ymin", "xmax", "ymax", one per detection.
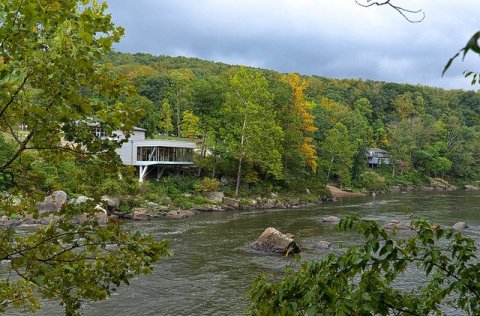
[
  {"xmin": 359, "ymin": 171, "xmax": 387, "ymax": 191},
  {"xmin": 194, "ymin": 177, "xmax": 220, "ymax": 193}
]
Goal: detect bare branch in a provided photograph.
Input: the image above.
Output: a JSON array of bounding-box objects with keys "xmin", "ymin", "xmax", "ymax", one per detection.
[{"xmin": 355, "ymin": 0, "xmax": 425, "ymax": 23}]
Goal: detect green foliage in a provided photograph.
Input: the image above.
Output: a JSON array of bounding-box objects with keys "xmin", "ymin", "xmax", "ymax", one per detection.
[
  {"xmin": 319, "ymin": 122, "xmax": 356, "ymax": 187},
  {"xmin": 180, "ymin": 110, "xmax": 201, "ymax": 139},
  {"xmin": 359, "ymin": 171, "xmax": 387, "ymax": 191},
  {"xmin": 194, "ymin": 177, "xmax": 220, "ymax": 193},
  {"xmin": 249, "ymin": 217, "xmax": 480, "ymax": 315},
  {"xmin": 106, "ymin": 51, "xmax": 480, "ymax": 190},
  {"xmin": 0, "ymin": 1, "xmax": 169, "ymax": 314},
  {"xmin": 159, "ymin": 99, "xmax": 174, "ymax": 136},
  {"xmin": 221, "ymin": 67, "xmax": 283, "ymax": 195}
]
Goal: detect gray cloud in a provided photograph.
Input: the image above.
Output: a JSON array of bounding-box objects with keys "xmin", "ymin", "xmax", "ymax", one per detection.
[{"xmin": 106, "ymin": 0, "xmax": 480, "ymax": 90}]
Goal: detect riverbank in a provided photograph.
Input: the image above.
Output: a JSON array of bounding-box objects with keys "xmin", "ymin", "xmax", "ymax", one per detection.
[{"xmin": 5, "ymin": 179, "xmax": 480, "ymax": 225}]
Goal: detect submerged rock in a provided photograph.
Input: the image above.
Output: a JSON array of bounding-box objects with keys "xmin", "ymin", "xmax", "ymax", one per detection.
[
  {"xmin": 315, "ymin": 241, "xmax": 333, "ymax": 250},
  {"xmin": 251, "ymin": 227, "xmax": 301, "ymax": 255},
  {"xmin": 383, "ymin": 220, "xmax": 412, "ymax": 231},
  {"xmin": 165, "ymin": 210, "xmax": 197, "ymax": 219}
]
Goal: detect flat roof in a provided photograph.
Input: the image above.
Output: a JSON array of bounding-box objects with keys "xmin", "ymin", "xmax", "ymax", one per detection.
[{"xmin": 129, "ymin": 139, "xmax": 196, "ymax": 148}]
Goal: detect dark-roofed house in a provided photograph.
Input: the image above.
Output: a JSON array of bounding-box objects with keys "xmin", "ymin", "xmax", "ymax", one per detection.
[{"xmin": 366, "ymin": 148, "xmax": 390, "ymax": 166}]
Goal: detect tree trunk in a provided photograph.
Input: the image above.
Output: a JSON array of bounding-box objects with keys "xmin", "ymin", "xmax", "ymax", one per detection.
[
  {"xmin": 176, "ymin": 89, "xmax": 181, "ymax": 139},
  {"xmin": 235, "ymin": 156, "xmax": 243, "ymax": 197},
  {"xmin": 235, "ymin": 114, "xmax": 248, "ymax": 197}
]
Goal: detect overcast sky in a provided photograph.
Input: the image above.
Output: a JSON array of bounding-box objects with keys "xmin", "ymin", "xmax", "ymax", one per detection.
[{"xmin": 106, "ymin": 1, "xmax": 480, "ymax": 90}]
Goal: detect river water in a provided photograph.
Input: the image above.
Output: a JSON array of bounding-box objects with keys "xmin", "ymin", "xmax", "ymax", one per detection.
[{"xmin": 26, "ymin": 191, "xmax": 480, "ymax": 315}]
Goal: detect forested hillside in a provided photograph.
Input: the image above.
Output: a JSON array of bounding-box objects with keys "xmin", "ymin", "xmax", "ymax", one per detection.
[{"xmin": 106, "ymin": 52, "xmax": 480, "ymax": 193}]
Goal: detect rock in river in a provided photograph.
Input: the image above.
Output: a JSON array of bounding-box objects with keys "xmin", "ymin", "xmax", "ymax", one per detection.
[
  {"xmin": 453, "ymin": 221, "xmax": 468, "ymax": 230},
  {"xmin": 315, "ymin": 241, "xmax": 333, "ymax": 250},
  {"xmin": 383, "ymin": 220, "xmax": 412, "ymax": 231},
  {"xmin": 251, "ymin": 227, "xmax": 301, "ymax": 255},
  {"xmin": 321, "ymin": 216, "xmax": 340, "ymax": 223},
  {"xmin": 165, "ymin": 210, "xmax": 197, "ymax": 219}
]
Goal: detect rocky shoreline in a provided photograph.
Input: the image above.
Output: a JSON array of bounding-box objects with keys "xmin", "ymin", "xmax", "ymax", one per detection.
[{"xmin": 3, "ymin": 179, "xmax": 480, "ymax": 225}]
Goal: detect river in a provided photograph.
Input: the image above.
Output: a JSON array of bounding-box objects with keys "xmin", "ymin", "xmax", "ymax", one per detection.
[{"xmin": 25, "ymin": 190, "xmax": 480, "ymax": 315}]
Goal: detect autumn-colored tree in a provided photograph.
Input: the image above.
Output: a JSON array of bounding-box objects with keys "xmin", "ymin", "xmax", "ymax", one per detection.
[{"xmin": 281, "ymin": 73, "xmax": 318, "ymax": 173}]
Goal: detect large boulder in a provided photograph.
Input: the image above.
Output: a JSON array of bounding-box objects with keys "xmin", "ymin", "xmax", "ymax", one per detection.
[
  {"xmin": 464, "ymin": 185, "xmax": 480, "ymax": 190},
  {"xmin": 36, "ymin": 191, "xmax": 68, "ymax": 212},
  {"xmin": 453, "ymin": 221, "xmax": 468, "ymax": 230},
  {"xmin": 321, "ymin": 216, "xmax": 340, "ymax": 223},
  {"xmin": 69, "ymin": 196, "xmax": 93, "ymax": 205},
  {"xmin": 251, "ymin": 227, "xmax": 301, "ymax": 255},
  {"xmin": 203, "ymin": 191, "xmax": 225, "ymax": 203},
  {"xmin": 262, "ymin": 199, "xmax": 276, "ymax": 209},
  {"xmin": 73, "ymin": 205, "xmax": 108, "ymax": 225},
  {"xmin": 223, "ymin": 197, "xmax": 240, "ymax": 209},
  {"xmin": 101, "ymin": 195, "xmax": 120, "ymax": 211},
  {"xmin": 132, "ymin": 207, "xmax": 150, "ymax": 221}
]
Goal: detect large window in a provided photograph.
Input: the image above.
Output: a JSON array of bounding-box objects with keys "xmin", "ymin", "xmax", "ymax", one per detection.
[
  {"xmin": 91, "ymin": 127, "xmax": 107, "ymax": 138},
  {"xmin": 137, "ymin": 146, "xmax": 193, "ymax": 162}
]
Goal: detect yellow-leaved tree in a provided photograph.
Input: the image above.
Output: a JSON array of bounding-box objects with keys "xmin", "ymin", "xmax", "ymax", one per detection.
[{"xmin": 282, "ymin": 73, "xmax": 318, "ymax": 173}]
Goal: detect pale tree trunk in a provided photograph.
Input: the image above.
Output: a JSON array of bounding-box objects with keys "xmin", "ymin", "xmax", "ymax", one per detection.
[
  {"xmin": 235, "ymin": 114, "xmax": 247, "ymax": 197},
  {"xmin": 176, "ymin": 89, "xmax": 181, "ymax": 139},
  {"xmin": 197, "ymin": 128, "xmax": 208, "ymax": 177},
  {"xmin": 326, "ymin": 157, "xmax": 334, "ymax": 184},
  {"xmin": 235, "ymin": 155, "xmax": 243, "ymax": 197}
]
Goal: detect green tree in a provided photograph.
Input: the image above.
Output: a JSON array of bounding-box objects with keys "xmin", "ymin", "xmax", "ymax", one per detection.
[
  {"xmin": 180, "ymin": 110, "xmax": 201, "ymax": 140},
  {"xmin": 393, "ymin": 92, "xmax": 416, "ymax": 121},
  {"xmin": 249, "ymin": 217, "xmax": 480, "ymax": 315},
  {"xmin": 128, "ymin": 95, "xmax": 160, "ymax": 135},
  {"xmin": 159, "ymin": 99, "xmax": 174, "ymax": 136},
  {"xmin": 221, "ymin": 67, "xmax": 283, "ymax": 196},
  {"xmin": 170, "ymin": 69, "xmax": 194, "ymax": 138},
  {"xmin": 0, "ymin": 1, "xmax": 169, "ymax": 314},
  {"xmin": 318, "ymin": 122, "xmax": 356, "ymax": 188}
]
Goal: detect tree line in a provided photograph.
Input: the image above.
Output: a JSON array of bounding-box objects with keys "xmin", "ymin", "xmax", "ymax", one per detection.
[{"xmin": 106, "ymin": 52, "xmax": 480, "ymax": 193}]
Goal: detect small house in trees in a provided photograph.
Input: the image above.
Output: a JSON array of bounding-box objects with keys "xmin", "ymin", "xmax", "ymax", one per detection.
[
  {"xmin": 115, "ymin": 127, "xmax": 196, "ymax": 181},
  {"xmin": 366, "ymin": 148, "xmax": 390, "ymax": 166}
]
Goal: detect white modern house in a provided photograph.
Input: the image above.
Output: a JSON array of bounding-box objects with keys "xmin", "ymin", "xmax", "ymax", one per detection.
[{"xmin": 115, "ymin": 127, "xmax": 196, "ymax": 181}]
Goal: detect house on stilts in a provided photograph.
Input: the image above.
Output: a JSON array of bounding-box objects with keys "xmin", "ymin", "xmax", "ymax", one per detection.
[
  {"xmin": 366, "ymin": 147, "xmax": 390, "ymax": 167},
  {"xmin": 115, "ymin": 127, "xmax": 196, "ymax": 182}
]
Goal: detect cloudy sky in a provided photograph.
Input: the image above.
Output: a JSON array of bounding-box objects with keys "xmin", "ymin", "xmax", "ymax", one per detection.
[{"xmin": 106, "ymin": 1, "xmax": 480, "ymax": 90}]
